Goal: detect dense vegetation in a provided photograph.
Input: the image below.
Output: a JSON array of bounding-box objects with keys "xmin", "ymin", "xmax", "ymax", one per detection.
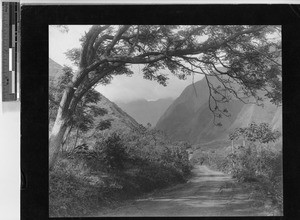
[
  {"xmin": 191, "ymin": 122, "xmax": 282, "ymax": 215},
  {"xmin": 49, "ymin": 128, "xmax": 192, "ymax": 217},
  {"xmin": 49, "ymin": 65, "xmax": 192, "ymax": 217}
]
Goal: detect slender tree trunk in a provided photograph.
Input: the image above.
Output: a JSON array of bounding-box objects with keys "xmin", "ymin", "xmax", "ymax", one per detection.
[
  {"xmin": 73, "ymin": 126, "xmax": 80, "ymax": 150},
  {"xmin": 49, "ymin": 115, "xmax": 68, "ymax": 170},
  {"xmin": 231, "ymin": 140, "xmax": 235, "ymax": 168},
  {"xmin": 49, "ymin": 85, "xmax": 75, "ymax": 170},
  {"xmin": 62, "ymin": 123, "xmax": 73, "ymax": 151}
]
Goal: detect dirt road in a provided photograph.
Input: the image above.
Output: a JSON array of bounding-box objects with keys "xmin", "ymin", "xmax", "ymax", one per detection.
[{"xmin": 98, "ymin": 165, "xmax": 271, "ymax": 216}]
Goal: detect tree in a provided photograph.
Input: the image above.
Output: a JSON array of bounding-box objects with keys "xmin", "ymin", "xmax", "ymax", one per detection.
[
  {"xmin": 49, "ymin": 66, "xmax": 109, "ymax": 152},
  {"xmin": 49, "ymin": 25, "xmax": 281, "ymax": 170}
]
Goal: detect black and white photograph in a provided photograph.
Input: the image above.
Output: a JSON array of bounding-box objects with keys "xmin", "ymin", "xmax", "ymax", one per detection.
[{"xmin": 48, "ymin": 25, "xmax": 282, "ymax": 217}]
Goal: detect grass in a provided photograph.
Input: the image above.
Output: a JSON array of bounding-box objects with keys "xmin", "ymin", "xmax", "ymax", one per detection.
[{"xmin": 49, "ymin": 139, "xmax": 192, "ymax": 217}]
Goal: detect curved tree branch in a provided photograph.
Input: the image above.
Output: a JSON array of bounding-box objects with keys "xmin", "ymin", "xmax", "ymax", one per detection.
[
  {"xmin": 80, "ymin": 25, "xmax": 110, "ymax": 68},
  {"xmin": 105, "ymin": 25, "xmax": 130, "ymax": 56}
]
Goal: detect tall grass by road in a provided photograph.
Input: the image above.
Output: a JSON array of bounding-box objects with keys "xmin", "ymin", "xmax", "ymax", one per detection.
[{"xmin": 49, "ymin": 131, "xmax": 192, "ymax": 217}]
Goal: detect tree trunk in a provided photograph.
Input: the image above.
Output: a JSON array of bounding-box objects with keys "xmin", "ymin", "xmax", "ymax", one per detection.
[
  {"xmin": 231, "ymin": 140, "xmax": 235, "ymax": 168},
  {"xmin": 49, "ymin": 115, "xmax": 68, "ymax": 170},
  {"xmin": 73, "ymin": 126, "xmax": 80, "ymax": 150},
  {"xmin": 49, "ymin": 65, "xmax": 104, "ymax": 170},
  {"xmin": 49, "ymin": 85, "xmax": 75, "ymax": 170},
  {"xmin": 62, "ymin": 124, "xmax": 73, "ymax": 151}
]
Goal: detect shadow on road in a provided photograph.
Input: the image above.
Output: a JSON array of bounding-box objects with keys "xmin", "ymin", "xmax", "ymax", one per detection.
[{"xmin": 98, "ymin": 165, "xmax": 272, "ymax": 216}]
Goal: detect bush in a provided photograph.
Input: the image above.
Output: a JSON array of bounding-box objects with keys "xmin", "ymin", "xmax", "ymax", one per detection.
[
  {"xmin": 94, "ymin": 132, "xmax": 128, "ymax": 170},
  {"xmin": 123, "ymin": 130, "xmax": 192, "ymax": 177}
]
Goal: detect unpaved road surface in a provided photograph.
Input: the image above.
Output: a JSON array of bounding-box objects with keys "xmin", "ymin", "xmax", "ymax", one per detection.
[{"xmin": 98, "ymin": 165, "xmax": 271, "ymax": 216}]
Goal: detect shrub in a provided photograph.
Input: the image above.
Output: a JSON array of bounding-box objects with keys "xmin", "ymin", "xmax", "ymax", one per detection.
[
  {"xmin": 123, "ymin": 131, "xmax": 192, "ymax": 177},
  {"xmin": 95, "ymin": 132, "xmax": 127, "ymax": 170}
]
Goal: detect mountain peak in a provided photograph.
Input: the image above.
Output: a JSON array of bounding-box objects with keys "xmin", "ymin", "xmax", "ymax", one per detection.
[{"xmin": 156, "ymin": 77, "xmax": 282, "ymax": 145}]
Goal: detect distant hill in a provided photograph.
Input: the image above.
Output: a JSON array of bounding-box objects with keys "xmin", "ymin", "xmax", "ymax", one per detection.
[
  {"xmin": 49, "ymin": 58, "xmax": 143, "ymax": 147},
  {"xmin": 116, "ymin": 98, "xmax": 174, "ymax": 127},
  {"xmin": 49, "ymin": 58, "xmax": 64, "ymax": 79},
  {"xmin": 156, "ymin": 77, "xmax": 282, "ymax": 145}
]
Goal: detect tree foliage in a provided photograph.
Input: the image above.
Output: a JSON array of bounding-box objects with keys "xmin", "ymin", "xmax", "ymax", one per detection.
[
  {"xmin": 229, "ymin": 122, "xmax": 281, "ymax": 144},
  {"xmin": 49, "ymin": 25, "xmax": 281, "ymax": 169},
  {"xmin": 64, "ymin": 25, "xmax": 281, "ymax": 124}
]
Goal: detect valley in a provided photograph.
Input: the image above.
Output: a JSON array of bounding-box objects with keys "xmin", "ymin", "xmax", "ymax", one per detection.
[
  {"xmin": 49, "ymin": 57, "xmax": 282, "ymax": 217},
  {"xmin": 116, "ymin": 98, "xmax": 174, "ymax": 127}
]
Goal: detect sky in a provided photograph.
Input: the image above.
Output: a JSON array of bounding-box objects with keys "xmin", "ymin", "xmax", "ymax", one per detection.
[{"xmin": 49, "ymin": 25, "xmax": 204, "ymax": 103}]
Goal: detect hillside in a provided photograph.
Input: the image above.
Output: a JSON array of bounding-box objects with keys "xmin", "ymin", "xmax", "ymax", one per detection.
[
  {"xmin": 49, "ymin": 58, "xmax": 143, "ymax": 147},
  {"xmin": 49, "ymin": 58, "xmax": 64, "ymax": 79},
  {"xmin": 156, "ymin": 77, "xmax": 282, "ymax": 145},
  {"xmin": 82, "ymin": 94, "xmax": 143, "ymax": 146},
  {"xmin": 116, "ymin": 98, "xmax": 174, "ymax": 127}
]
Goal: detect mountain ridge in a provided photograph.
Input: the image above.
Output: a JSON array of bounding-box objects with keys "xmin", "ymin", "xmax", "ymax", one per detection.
[
  {"xmin": 156, "ymin": 77, "xmax": 282, "ymax": 145},
  {"xmin": 116, "ymin": 97, "xmax": 174, "ymax": 127}
]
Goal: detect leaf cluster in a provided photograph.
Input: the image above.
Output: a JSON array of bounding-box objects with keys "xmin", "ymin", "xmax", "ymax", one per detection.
[{"xmin": 229, "ymin": 122, "xmax": 281, "ymax": 143}]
